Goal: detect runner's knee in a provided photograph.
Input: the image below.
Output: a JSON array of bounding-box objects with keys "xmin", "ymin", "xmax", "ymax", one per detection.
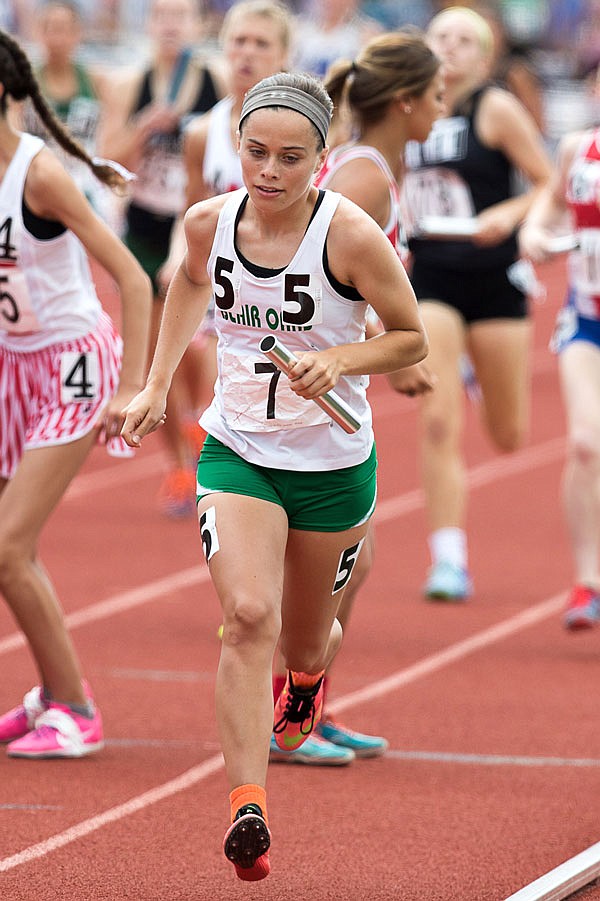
[
  {"xmin": 569, "ymin": 427, "xmax": 600, "ymax": 471},
  {"xmin": 221, "ymin": 593, "xmax": 281, "ymax": 648}
]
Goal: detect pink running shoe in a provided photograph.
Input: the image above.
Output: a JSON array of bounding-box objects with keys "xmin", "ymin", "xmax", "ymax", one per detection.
[
  {"xmin": 272, "ymin": 671, "xmax": 324, "ymax": 752},
  {"xmin": 7, "ymin": 701, "xmax": 104, "ymax": 759},
  {"xmin": 223, "ymin": 805, "xmax": 271, "ymax": 881},
  {"xmin": 0, "ymin": 686, "xmax": 47, "ymax": 743},
  {"xmin": 564, "ymin": 584, "xmax": 600, "ymax": 631}
]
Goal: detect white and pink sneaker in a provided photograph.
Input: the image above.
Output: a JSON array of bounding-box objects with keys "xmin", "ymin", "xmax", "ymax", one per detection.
[
  {"xmin": 0, "ymin": 686, "xmax": 48, "ymax": 743},
  {"xmin": 7, "ymin": 701, "xmax": 104, "ymax": 759}
]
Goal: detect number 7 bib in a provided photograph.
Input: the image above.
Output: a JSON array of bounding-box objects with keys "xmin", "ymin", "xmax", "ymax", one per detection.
[{"xmin": 221, "ymin": 349, "xmax": 328, "ymax": 431}]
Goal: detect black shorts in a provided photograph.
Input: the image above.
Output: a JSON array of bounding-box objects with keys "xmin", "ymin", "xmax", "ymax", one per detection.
[{"xmin": 410, "ymin": 258, "xmax": 527, "ymax": 324}]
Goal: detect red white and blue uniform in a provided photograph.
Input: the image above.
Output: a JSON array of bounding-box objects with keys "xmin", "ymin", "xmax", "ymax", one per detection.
[
  {"xmin": 551, "ymin": 129, "xmax": 600, "ymax": 353},
  {"xmin": 566, "ymin": 131, "xmax": 600, "ymax": 320}
]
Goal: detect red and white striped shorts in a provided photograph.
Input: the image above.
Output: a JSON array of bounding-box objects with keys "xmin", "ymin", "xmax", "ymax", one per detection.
[{"xmin": 0, "ymin": 311, "xmax": 122, "ymax": 479}]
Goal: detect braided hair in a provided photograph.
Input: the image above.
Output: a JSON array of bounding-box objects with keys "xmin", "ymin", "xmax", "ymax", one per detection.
[{"xmin": 0, "ymin": 29, "xmax": 128, "ymax": 192}]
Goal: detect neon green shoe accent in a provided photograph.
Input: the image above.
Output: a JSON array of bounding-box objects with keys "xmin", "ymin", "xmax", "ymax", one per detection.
[{"xmin": 272, "ymin": 671, "xmax": 324, "ymax": 752}]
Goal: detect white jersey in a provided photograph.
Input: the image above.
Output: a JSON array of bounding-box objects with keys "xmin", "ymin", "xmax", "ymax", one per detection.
[
  {"xmin": 0, "ymin": 134, "xmax": 101, "ymax": 352},
  {"xmin": 202, "ymin": 97, "xmax": 243, "ymax": 196},
  {"xmin": 317, "ymin": 143, "xmax": 406, "ymax": 259},
  {"xmin": 200, "ymin": 188, "xmax": 374, "ymax": 471}
]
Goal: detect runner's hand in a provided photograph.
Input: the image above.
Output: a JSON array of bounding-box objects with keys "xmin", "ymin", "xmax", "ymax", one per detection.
[
  {"xmin": 518, "ymin": 224, "xmax": 554, "ymax": 263},
  {"xmin": 287, "ymin": 349, "xmax": 342, "ymax": 398},
  {"xmin": 120, "ymin": 386, "xmax": 168, "ymax": 447}
]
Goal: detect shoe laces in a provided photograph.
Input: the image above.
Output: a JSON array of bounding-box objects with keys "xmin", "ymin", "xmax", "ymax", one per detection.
[{"xmin": 273, "ymin": 676, "xmax": 322, "ymax": 735}]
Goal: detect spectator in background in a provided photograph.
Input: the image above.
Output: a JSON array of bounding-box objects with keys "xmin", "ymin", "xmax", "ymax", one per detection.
[
  {"xmin": 20, "ymin": 2, "xmax": 111, "ymax": 214},
  {"xmin": 99, "ymin": 0, "xmax": 225, "ymax": 518}
]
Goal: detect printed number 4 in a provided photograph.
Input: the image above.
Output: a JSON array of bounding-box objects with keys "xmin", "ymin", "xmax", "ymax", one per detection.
[{"xmin": 60, "ymin": 351, "xmax": 98, "ymax": 404}]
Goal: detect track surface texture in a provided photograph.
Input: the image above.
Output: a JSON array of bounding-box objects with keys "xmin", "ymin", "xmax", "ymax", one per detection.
[{"xmin": 2, "ymin": 257, "xmax": 600, "ymax": 901}]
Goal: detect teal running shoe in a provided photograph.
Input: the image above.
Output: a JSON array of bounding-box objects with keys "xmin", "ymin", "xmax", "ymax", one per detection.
[
  {"xmin": 317, "ymin": 717, "xmax": 388, "ymax": 758},
  {"xmin": 269, "ymin": 733, "xmax": 354, "ymax": 766},
  {"xmin": 424, "ymin": 560, "xmax": 472, "ymax": 602}
]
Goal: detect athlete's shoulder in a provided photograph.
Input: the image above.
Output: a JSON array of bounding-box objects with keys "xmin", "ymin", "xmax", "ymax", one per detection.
[
  {"xmin": 328, "ymin": 193, "xmax": 390, "ymax": 254},
  {"xmin": 558, "ymin": 129, "xmax": 595, "ymax": 173},
  {"xmin": 25, "ymin": 143, "xmax": 71, "ymax": 196},
  {"xmin": 184, "ymin": 192, "xmax": 237, "ymax": 236},
  {"xmin": 479, "ymin": 83, "xmax": 530, "ymax": 121},
  {"xmin": 103, "ymin": 65, "xmax": 145, "ymax": 119}
]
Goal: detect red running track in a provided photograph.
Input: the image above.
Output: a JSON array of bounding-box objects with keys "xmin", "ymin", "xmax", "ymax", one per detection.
[{"xmin": 2, "ymin": 257, "xmax": 600, "ymax": 901}]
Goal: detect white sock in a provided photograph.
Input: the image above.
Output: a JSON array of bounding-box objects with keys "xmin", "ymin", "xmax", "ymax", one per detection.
[{"xmin": 429, "ymin": 528, "xmax": 467, "ymax": 569}]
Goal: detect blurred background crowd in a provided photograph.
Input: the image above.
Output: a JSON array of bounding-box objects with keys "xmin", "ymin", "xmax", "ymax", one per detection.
[{"xmin": 6, "ymin": 0, "xmax": 600, "ymax": 146}]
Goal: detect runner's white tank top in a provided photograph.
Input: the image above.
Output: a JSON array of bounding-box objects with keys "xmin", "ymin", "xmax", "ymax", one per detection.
[
  {"xmin": 202, "ymin": 97, "xmax": 243, "ymax": 196},
  {"xmin": 200, "ymin": 188, "xmax": 374, "ymax": 470},
  {"xmin": 0, "ymin": 133, "xmax": 100, "ymax": 351},
  {"xmin": 317, "ymin": 144, "xmax": 404, "ymax": 256}
]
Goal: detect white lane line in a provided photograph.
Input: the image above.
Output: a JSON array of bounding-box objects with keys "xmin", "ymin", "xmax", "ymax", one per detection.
[
  {"xmin": 0, "ymin": 756, "xmax": 224, "ymax": 873},
  {"xmin": 0, "ymin": 435, "xmax": 565, "ymax": 658},
  {"xmin": 0, "ymin": 566, "xmax": 209, "ymax": 657},
  {"xmin": 387, "ymin": 750, "xmax": 600, "ymax": 768},
  {"xmin": 64, "ymin": 450, "xmax": 165, "ymax": 500},
  {"xmin": 503, "ymin": 841, "xmax": 600, "ymax": 901},
  {"xmin": 0, "ymin": 592, "xmax": 564, "ymax": 873},
  {"xmin": 327, "ymin": 594, "xmax": 564, "ymax": 715},
  {"xmin": 0, "ymin": 804, "xmax": 62, "ymax": 812},
  {"xmin": 106, "ymin": 667, "xmax": 213, "ymax": 683},
  {"xmin": 374, "ymin": 436, "xmax": 565, "ymax": 522}
]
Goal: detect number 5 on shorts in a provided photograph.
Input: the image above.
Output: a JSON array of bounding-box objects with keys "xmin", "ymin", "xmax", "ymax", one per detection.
[{"xmin": 332, "ymin": 538, "xmax": 365, "ymax": 595}]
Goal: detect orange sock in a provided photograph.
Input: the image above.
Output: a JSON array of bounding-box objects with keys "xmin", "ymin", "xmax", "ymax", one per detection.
[
  {"xmin": 229, "ymin": 784, "xmax": 268, "ymax": 825},
  {"xmin": 291, "ymin": 670, "xmax": 325, "ymax": 689}
]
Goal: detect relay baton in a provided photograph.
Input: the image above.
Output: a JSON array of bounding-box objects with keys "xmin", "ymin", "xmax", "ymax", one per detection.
[
  {"xmin": 415, "ymin": 216, "xmax": 480, "ymax": 240},
  {"xmin": 547, "ymin": 234, "xmax": 579, "ymax": 255},
  {"xmin": 259, "ymin": 335, "xmax": 361, "ymax": 434}
]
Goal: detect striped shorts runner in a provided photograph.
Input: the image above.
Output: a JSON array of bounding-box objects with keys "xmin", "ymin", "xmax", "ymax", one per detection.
[{"xmin": 0, "ymin": 310, "xmax": 122, "ymax": 479}]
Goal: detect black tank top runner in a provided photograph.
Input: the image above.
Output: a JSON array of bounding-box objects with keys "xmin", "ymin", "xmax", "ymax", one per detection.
[
  {"xmin": 127, "ymin": 64, "xmax": 220, "ymax": 242},
  {"xmin": 408, "ymin": 85, "xmax": 518, "ymax": 271}
]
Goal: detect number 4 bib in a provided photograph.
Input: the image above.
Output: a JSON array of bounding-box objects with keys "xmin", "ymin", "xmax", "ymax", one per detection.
[{"xmin": 60, "ymin": 350, "xmax": 100, "ymax": 404}]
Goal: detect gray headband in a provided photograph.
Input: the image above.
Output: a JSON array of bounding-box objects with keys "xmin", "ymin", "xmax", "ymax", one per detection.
[{"xmin": 239, "ymin": 85, "xmax": 330, "ymax": 145}]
